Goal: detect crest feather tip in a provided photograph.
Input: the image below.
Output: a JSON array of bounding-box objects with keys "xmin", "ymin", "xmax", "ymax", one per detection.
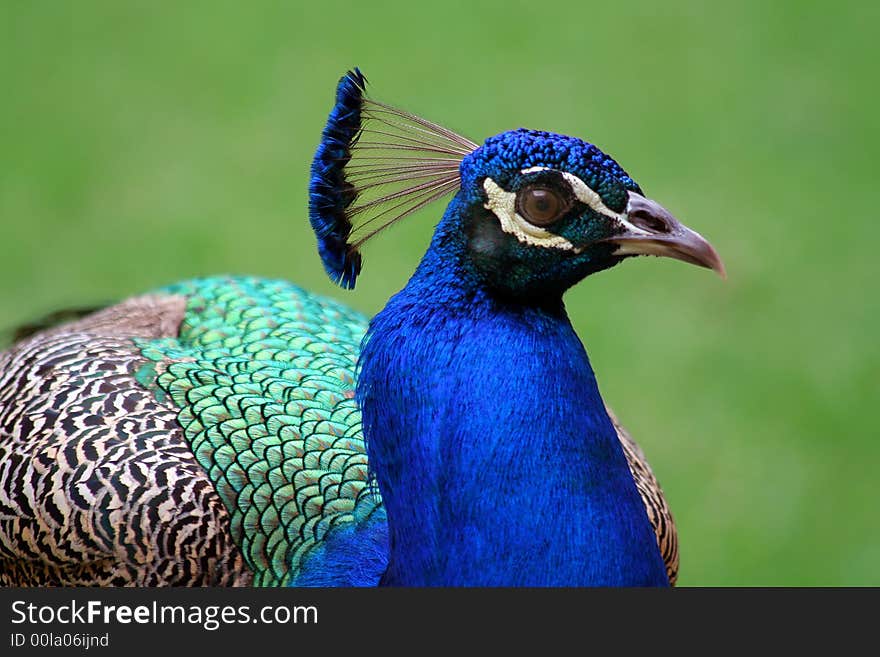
[{"xmin": 309, "ymin": 69, "xmax": 476, "ymax": 288}]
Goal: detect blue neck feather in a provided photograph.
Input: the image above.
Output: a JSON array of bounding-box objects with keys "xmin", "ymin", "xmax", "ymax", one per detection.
[{"xmin": 357, "ymin": 194, "xmax": 669, "ymax": 586}]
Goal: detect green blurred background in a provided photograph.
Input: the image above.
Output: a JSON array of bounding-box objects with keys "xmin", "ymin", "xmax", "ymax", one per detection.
[{"xmin": 1, "ymin": 1, "xmax": 876, "ymax": 585}]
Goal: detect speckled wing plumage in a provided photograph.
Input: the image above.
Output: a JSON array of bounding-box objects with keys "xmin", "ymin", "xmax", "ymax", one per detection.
[
  {"xmin": 0, "ymin": 295, "xmax": 250, "ymax": 585},
  {"xmin": 0, "ymin": 277, "xmax": 379, "ymax": 586},
  {"xmin": 607, "ymin": 406, "xmax": 680, "ymax": 585},
  {"xmin": 0, "ymin": 275, "xmax": 676, "ymax": 585}
]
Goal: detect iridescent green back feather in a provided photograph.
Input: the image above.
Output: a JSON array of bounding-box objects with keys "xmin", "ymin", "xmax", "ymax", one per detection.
[{"xmin": 135, "ymin": 276, "xmax": 380, "ymax": 586}]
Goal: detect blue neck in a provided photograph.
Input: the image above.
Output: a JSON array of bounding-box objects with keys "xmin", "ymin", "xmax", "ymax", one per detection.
[{"xmin": 357, "ymin": 198, "xmax": 668, "ymax": 586}]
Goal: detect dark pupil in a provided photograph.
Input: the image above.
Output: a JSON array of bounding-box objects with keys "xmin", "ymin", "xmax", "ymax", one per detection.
[{"xmin": 524, "ymin": 188, "xmax": 560, "ymax": 225}]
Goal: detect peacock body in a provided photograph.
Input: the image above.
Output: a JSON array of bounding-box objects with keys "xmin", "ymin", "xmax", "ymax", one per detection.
[{"xmin": 0, "ymin": 69, "xmax": 722, "ymax": 587}]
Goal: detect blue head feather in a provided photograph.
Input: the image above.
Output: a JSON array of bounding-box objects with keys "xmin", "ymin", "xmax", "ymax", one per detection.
[
  {"xmin": 450, "ymin": 130, "xmax": 647, "ymax": 299},
  {"xmin": 308, "ymin": 69, "xmax": 367, "ymax": 289},
  {"xmin": 460, "ymin": 128, "xmax": 642, "ymax": 206}
]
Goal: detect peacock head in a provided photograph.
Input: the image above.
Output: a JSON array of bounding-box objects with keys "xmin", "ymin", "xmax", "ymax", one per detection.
[{"xmin": 309, "ymin": 69, "xmax": 724, "ymax": 295}]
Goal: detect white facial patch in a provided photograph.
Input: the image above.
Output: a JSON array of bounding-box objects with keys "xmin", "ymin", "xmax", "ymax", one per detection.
[
  {"xmin": 482, "ymin": 177, "xmax": 580, "ymax": 252},
  {"xmin": 519, "ymin": 166, "xmax": 651, "ymax": 237}
]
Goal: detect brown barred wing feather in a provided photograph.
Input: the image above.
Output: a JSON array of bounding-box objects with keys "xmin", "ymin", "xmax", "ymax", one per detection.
[
  {"xmin": 0, "ymin": 295, "xmax": 251, "ymax": 586},
  {"xmin": 606, "ymin": 405, "xmax": 680, "ymax": 586}
]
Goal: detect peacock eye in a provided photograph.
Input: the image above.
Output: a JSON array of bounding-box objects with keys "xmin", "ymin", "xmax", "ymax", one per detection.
[{"xmin": 516, "ymin": 185, "xmax": 569, "ymax": 227}]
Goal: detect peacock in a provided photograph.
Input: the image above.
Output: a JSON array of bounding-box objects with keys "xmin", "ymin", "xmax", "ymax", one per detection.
[{"xmin": 0, "ymin": 69, "xmax": 723, "ymax": 587}]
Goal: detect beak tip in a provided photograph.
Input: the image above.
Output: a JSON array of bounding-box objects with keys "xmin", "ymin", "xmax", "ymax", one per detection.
[
  {"xmin": 619, "ymin": 191, "xmax": 726, "ymax": 280},
  {"xmin": 706, "ymin": 250, "xmax": 727, "ymax": 280}
]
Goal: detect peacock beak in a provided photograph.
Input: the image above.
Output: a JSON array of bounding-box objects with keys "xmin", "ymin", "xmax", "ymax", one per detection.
[{"xmin": 606, "ymin": 192, "xmax": 726, "ymax": 278}]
